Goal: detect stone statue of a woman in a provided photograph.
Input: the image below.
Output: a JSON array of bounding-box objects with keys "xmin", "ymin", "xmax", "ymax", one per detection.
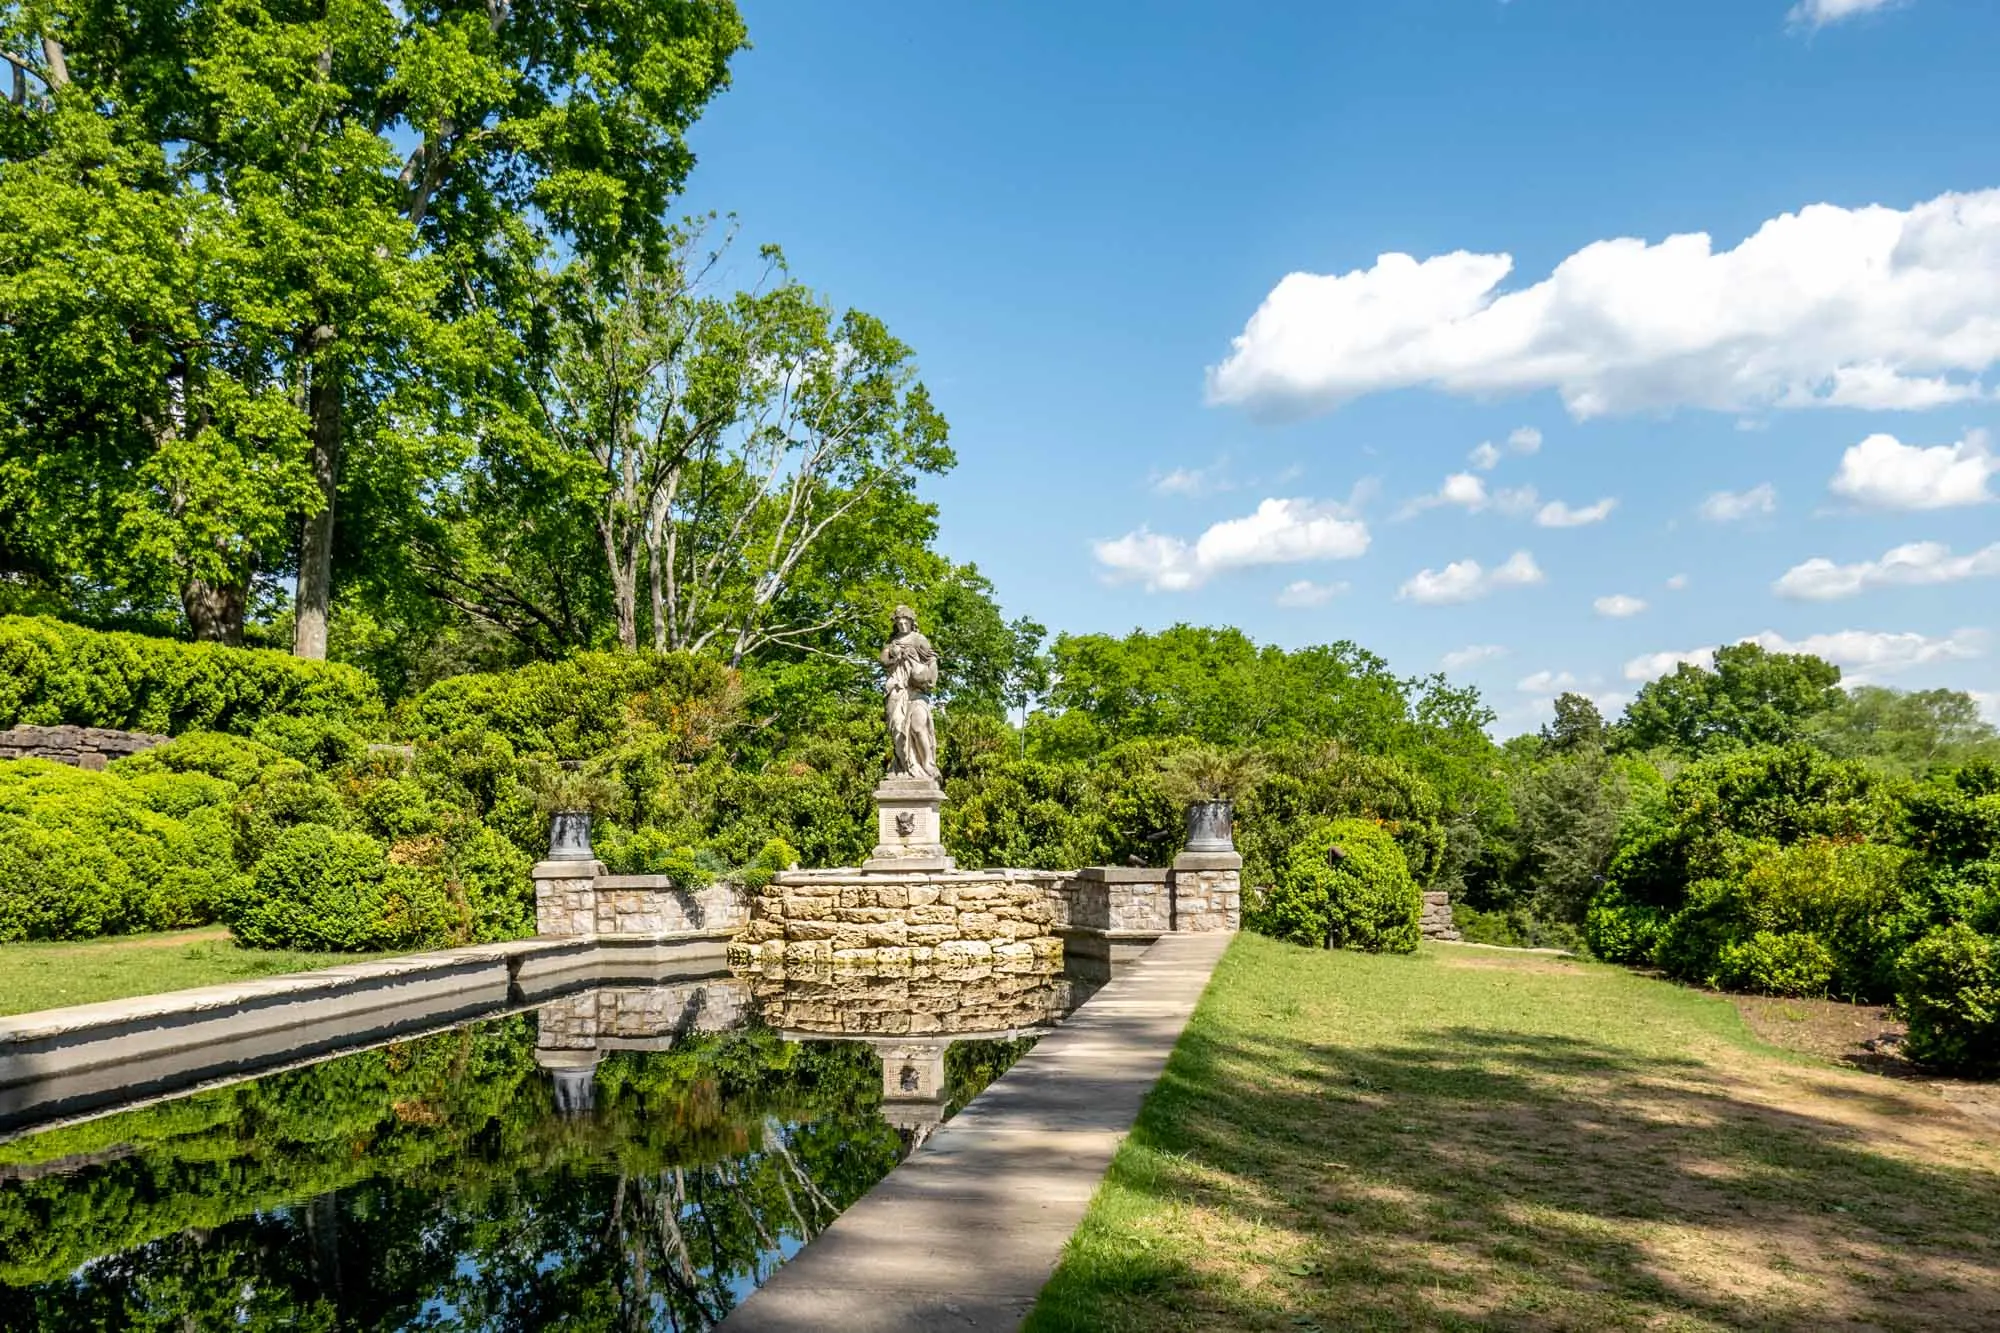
[{"xmin": 880, "ymin": 604, "xmax": 941, "ymax": 784}]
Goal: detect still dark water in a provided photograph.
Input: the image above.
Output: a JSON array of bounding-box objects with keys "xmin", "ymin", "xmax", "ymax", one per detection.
[{"xmin": 0, "ymin": 967, "xmax": 1084, "ymax": 1330}]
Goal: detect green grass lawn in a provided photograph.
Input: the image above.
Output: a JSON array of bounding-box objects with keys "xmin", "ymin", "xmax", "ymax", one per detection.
[
  {"xmin": 0, "ymin": 929, "xmax": 390, "ymax": 1017},
  {"xmin": 1027, "ymin": 933, "xmax": 2000, "ymax": 1332}
]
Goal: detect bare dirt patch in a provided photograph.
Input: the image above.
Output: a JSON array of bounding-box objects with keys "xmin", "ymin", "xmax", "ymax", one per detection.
[{"xmin": 1729, "ymin": 991, "xmax": 2000, "ymax": 1129}]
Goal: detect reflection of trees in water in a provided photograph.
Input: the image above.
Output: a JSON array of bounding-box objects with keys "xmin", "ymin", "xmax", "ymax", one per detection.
[{"xmin": 0, "ymin": 1014, "xmax": 1042, "ymax": 1331}]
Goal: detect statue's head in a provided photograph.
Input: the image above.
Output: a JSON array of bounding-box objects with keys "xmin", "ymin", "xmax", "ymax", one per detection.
[{"xmin": 892, "ymin": 604, "xmax": 918, "ymax": 633}]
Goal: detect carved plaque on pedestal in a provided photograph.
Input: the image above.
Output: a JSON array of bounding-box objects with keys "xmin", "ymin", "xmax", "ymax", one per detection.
[{"xmin": 863, "ymin": 774, "xmax": 955, "ymax": 873}]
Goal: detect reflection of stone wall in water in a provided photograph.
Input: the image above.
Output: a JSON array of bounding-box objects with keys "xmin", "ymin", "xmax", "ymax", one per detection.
[
  {"xmin": 534, "ymin": 979, "xmax": 750, "ymax": 1052},
  {"xmin": 743, "ymin": 961, "xmax": 1078, "ymax": 1037}
]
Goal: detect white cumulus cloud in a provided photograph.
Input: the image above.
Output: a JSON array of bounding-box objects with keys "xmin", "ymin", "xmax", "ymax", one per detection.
[
  {"xmin": 1094, "ymin": 497, "xmax": 1370, "ymax": 592},
  {"xmin": 1508, "ymin": 426, "xmax": 1543, "ymax": 454},
  {"xmin": 1666, "ymin": 573, "xmax": 1690, "ymax": 591},
  {"xmin": 1828, "ymin": 430, "xmax": 1997, "ymax": 509},
  {"xmin": 1594, "ymin": 593, "xmax": 1648, "ymax": 618},
  {"xmin": 1775, "ymin": 540, "xmax": 2000, "ymax": 600},
  {"xmin": 1276, "ymin": 578, "xmax": 1348, "ymax": 607},
  {"xmin": 1517, "ymin": 669, "xmax": 1582, "ymax": 694},
  {"xmin": 1403, "ymin": 472, "xmax": 1539, "ymax": 518},
  {"xmin": 1700, "ymin": 483, "xmax": 1778, "ymax": 522},
  {"xmin": 1625, "ymin": 629, "xmax": 1985, "ymax": 685},
  {"xmin": 1152, "ymin": 461, "xmax": 1227, "ymax": 497},
  {"xmin": 1624, "ymin": 646, "xmax": 1718, "ymax": 682},
  {"xmin": 1468, "ymin": 441, "xmax": 1502, "ymax": 471},
  {"xmin": 1789, "ymin": 0, "xmax": 1905, "ymax": 29},
  {"xmin": 1207, "ymin": 187, "xmax": 2000, "ymax": 420},
  {"xmin": 1535, "ymin": 497, "xmax": 1617, "ymax": 528},
  {"xmin": 1399, "ymin": 550, "xmax": 1545, "ymax": 605},
  {"xmin": 1441, "ymin": 644, "xmax": 1508, "ymax": 671}
]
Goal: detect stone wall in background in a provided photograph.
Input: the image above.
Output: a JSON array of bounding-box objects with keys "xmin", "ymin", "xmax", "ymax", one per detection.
[
  {"xmin": 0, "ymin": 725, "xmax": 169, "ymax": 770},
  {"xmin": 529, "ymin": 862, "xmax": 751, "ymax": 939},
  {"xmin": 1421, "ymin": 890, "xmax": 1462, "ymax": 942},
  {"xmin": 594, "ymin": 874, "xmax": 749, "ymax": 936}
]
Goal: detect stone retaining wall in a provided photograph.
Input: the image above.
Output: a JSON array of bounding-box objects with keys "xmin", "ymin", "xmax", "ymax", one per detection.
[
  {"xmin": 0, "ymin": 725, "xmax": 169, "ymax": 770},
  {"xmin": 732, "ymin": 869, "xmax": 1064, "ymax": 975}
]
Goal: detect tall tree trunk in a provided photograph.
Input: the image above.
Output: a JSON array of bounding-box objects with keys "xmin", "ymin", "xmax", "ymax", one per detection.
[
  {"xmin": 294, "ymin": 344, "xmax": 340, "ymax": 659},
  {"xmin": 183, "ymin": 575, "xmax": 246, "ymax": 645},
  {"xmin": 605, "ymin": 514, "xmax": 638, "ymax": 651}
]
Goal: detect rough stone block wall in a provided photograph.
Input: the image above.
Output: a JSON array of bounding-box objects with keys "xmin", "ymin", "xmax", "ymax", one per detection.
[
  {"xmin": 0, "ymin": 725, "xmax": 169, "ymax": 770},
  {"xmin": 1421, "ymin": 890, "xmax": 1461, "ymax": 942},
  {"xmin": 593, "ymin": 875, "xmax": 748, "ymax": 935},
  {"xmin": 533, "ymin": 862, "xmax": 600, "ymax": 938},
  {"xmin": 735, "ymin": 869, "xmax": 1062, "ymax": 971},
  {"xmin": 1172, "ymin": 868, "xmax": 1241, "ymax": 932},
  {"xmin": 1055, "ymin": 868, "xmax": 1171, "ymax": 933}
]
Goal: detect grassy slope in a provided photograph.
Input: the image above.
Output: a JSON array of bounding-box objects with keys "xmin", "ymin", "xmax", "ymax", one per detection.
[
  {"xmin": 0, "ymin": 930, "xmax": 387, "ymax": 1017},
  {"xmin": 1028, "ymin": 934, "xmax": 2000, "ymax": 1332}
]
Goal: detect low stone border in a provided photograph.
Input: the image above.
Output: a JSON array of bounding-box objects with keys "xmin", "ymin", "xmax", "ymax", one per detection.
[
  {"xmin": 0, "ymin": 932, "xmax": 734, "ymax": 1137},
  {"xmin": 721, "ymin": 931, "xmax": 1235, "ymax": 1332}
]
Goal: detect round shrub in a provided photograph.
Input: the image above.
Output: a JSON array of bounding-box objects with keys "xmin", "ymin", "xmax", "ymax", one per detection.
[
  {"xmin": 1896, "ymin": 923, "xmax": 2000, "ymax": 1073},
  {"xmin": 230, "ymin": 825, "xmax": 449, "ymax": 952},
  {"xmin": 1714, "ymin": 931, "xmax": 1838, "ymax": 996},
  {"xmin": 113, "ymin": 732, "xmax": 294, "ymax": 790},
  {"xmin": 1251, "ymin": 817, "xmax": 1421, "ymax": 954}
]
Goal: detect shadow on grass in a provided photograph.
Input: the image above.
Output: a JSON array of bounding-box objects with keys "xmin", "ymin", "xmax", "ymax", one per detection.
[{"xmin": 1030, "ymin": 1009, "xmax": 2000, "ymax": 1331}]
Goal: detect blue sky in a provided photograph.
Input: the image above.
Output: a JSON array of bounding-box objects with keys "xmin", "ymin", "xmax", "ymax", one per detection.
[{"xmin": 677, "ymin": 0, "xmax": 2000, "ymax": 732}]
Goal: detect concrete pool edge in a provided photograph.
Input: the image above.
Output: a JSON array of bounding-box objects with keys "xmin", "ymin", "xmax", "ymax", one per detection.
[{"xmin": 720, "ymin": 930, "xmax": 1235, "ymax": 1333}]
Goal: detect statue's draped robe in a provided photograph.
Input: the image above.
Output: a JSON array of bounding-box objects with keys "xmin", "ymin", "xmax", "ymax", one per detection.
[{"xmin": 882, "ymin": 630, "xmax": 940, "ymax": 783}]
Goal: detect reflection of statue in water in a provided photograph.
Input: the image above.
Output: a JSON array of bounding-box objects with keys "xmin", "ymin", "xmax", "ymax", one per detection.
[{"xmin": 881, "ymin": 605, "xmax": 941, "ymax": 784}]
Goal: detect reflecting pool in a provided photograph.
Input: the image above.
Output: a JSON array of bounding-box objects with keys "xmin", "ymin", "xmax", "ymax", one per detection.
[{"xmin": 0, "ymin": 962, "xmax": 1094, "ymax": 1330}]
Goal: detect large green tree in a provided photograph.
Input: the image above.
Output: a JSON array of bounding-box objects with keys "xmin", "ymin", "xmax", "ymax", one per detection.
[
  {"xmin": 1615, "ymin": 642, "xmax": 1843, "ymax": 756},
  {"xmin": 0, "ymin": 0, "xmax": 745, "ymax": 650},
  {"xmin": 415, "ymin": 231, "xmax": 963, "ymax": 669}
]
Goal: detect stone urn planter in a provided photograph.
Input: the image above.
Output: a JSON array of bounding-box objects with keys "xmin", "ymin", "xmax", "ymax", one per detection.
[
  {"xmin": 1184, "ymin": 799, "xmax": 1235, "ymax": 853},
  {"xmin": 547, "ymin": 809, "xmax": 595, "ymax": 861}
]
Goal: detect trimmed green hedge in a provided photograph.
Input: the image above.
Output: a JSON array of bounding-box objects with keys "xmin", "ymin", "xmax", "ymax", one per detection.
[{"xmin": 0, "ymin": 616, "xmax": 384, "ymax": 737}]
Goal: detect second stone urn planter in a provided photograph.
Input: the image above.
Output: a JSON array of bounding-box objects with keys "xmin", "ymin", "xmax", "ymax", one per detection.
[
  {"xmin": 547, "ymin": 810, "xmax": 595, "ymax": 862},
  {"xmin": 1184, "ymin": 799, "xmax": 1235, "ymax": 854}
]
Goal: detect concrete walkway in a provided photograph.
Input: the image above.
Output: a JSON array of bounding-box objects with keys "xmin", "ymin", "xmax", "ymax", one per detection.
[{"xmin": 723, "ymin": 930, "xmax": 1235, "ymax": 1333}]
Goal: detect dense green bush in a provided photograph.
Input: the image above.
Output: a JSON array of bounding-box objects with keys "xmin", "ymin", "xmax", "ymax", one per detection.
[
  {"xmin": 0, "ymin": 616, "xmax": 384, "ymax": 736},
  {"xmin": 1647, "ymin": 840, "xmax": 1910, "ymax": 999},
  {"xmin": 1896, "ymin": 923, "xmax": 2000, "ymax": 1073},
  {"xmin": 1250, "ymin": 817, "xmax": 1421, "ymax": 954},
  {"xmin": 1584, "ymin": 887, "xmax": 1667, "ymax": 964},
  {"xmin": 227, "ymin": 825, "xmax": 451, "ymax": 951},
  {"xmin": 399, "ymin": 651, "xmax": 736, "ymax": 757},
  {"xmin": 0, "ymin": 760, "xmax": 243, "ymax": 940},
  {"xmin": 1237, "ymin": 747, "xmax": 1445, "ymax": 890}
]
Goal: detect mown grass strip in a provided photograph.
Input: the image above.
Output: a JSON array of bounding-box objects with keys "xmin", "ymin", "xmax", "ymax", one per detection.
[{"xmin": 1027, "ymin": 934, "xmax": 2000, "ymax": 1332}]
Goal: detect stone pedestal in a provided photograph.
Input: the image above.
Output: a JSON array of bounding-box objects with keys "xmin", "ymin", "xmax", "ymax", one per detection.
[
  {"xmin": 863, "ymin": 774, "xmax": 955, "ymax": 873},
  {"xmin": 533, "ymin": 858, "xmax": 603, "ymax": 937},
  {"xmin": 1169, "ymin": 850, "xmax": 1242, "ymax": 932}
]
